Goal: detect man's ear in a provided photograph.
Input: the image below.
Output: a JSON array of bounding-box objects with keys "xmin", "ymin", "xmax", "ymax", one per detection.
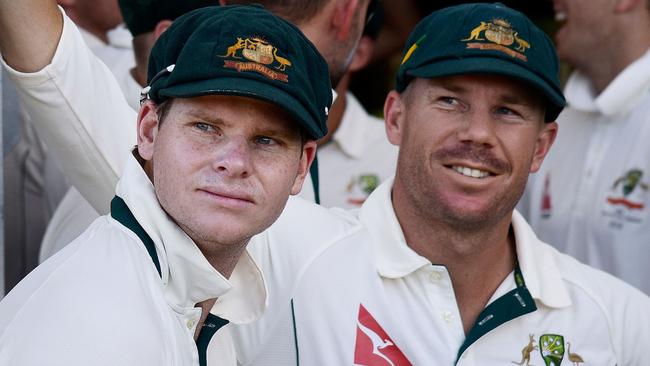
[
  {"xmin": 530, "ymin": 122, "xmax": 558, "ymax": 173},
  {"xmin": 348, "ymin": 35, "xmax": 374, "ymax": 73},
  {"xmin": 332, "ymin": 0, "xmax": 361, "ymax": 40},
  {"xmin": 290, "ymin": 140, "xmax": 318, "ymax": 195},
  {"xmin": 383, "ymin": 90, "xmax": 406, "ymax": 147},
  {"xmin": 153, "ymin": 19, "xmax": 173, "ymax": 41},
  {"xmin": 136, "ymin": 100, "xmax": 161, "ymax": 161}
]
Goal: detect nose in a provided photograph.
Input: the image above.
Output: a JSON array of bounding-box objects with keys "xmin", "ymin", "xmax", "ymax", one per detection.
[
  {"xmin": 212, "ymin": 136, "xmax": 252, "ymax": 178},
  {"xmin": 456, "ymin": 110, "xmax": 497, "ymax": 147}
]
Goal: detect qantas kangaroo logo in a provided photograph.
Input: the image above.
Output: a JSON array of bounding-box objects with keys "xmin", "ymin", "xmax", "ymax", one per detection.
[{"xmin": 354, "ymin": 304, "xmax": 412, "ymax": 366}]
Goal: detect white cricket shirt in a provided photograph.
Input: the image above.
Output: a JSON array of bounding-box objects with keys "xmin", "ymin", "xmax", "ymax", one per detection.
[
  {"xmin": 233, "ymin": 179, "xmax": 650, "ymax": 365},
  {"xmin": 522, "ymin": 48, "xmax": 650, "ymax": 294},
  {"xmin": 0, "ymin": 155, "xmax": 267, "ymax": 365}
]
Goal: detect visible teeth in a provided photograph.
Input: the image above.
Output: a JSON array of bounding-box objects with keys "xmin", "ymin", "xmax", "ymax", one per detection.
[
  {"xmin": 453, "ymin": 166, "xmax": 489, "ymax": 179},
  {"xmin": 555, "ymin": 11, "xmax": 567, "ymax": 22}
]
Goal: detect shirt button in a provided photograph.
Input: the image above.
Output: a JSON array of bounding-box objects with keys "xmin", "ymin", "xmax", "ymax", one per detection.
[
  {"xmin": 443, "ymin": 311, "xmax": 454, "ymax": 323},
  {"xmin": 187, "ymin": 319, "xmax": 196, "ymax": 329},
  {"xmin": 430, "ymin": 271, "xmax": 443, "ymax": 283}
]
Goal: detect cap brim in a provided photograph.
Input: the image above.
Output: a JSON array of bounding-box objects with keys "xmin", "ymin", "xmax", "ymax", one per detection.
[
  {"xmin": 159, "ymin": 77, "xmax": 323, "ymax": 139},
  {"xmin": 406, "ymin": 57, "xmax": 565, "ymax": 121}
]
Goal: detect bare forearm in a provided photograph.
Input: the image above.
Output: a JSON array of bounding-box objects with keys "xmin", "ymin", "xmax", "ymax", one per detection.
[{"xmin": 0, "ymin": 0, "xmax": 62, "ymax": 72}]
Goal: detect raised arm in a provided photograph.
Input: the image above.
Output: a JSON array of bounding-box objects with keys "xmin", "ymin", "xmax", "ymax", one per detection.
[
  {"xmin": 0, "ymin": 1, "xmax": 136, "ymax": 214},
  {"xmin": 0, "ymin": 0, "xmax": 63, "ymax": 72}
]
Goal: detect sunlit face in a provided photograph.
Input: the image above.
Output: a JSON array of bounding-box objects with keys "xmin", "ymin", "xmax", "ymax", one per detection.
[
  {"xmin": 385, "ymin": 75, "xmax": 557, "ymax": 231},
  {"xmin": 137, "ymin": 95, "xmax": 315, "ymax": 250},
  {"xmin": 552, "ymin": 0, "xmax": 613, "ymax": 67}
]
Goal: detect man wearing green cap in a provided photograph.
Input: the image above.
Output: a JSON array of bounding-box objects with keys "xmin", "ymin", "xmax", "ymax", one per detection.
[
  {"xmin": 37, "ymin": 0, "xmax": 221, "ymax": 264},
  {"xmin": 0, "ymin": 5, "xmax": 343, "ymax": 365},
  {"xmin": 229, "ymin": 3, "xmax": 650, "ymax": 365}
]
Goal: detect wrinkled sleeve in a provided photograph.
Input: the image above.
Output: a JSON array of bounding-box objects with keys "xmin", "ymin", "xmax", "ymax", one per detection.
[{"xmin": 1, "ymin": 9, "xmax": 137, "ymax": 214}]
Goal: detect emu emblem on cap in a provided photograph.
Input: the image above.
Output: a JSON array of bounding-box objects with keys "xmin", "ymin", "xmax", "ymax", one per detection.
[
  {"xmin": 462, "ymin": 19, "xmax": 530, "ymax": 61},
  {"xmin": 220, "ymin": 37, "xmax": 291, "ymax": 82}
]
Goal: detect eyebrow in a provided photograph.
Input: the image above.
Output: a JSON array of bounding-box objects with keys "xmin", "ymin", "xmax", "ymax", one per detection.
[
  {"xmin": 183, "ymin": 107, "xmax": 300, "ymax": 139},
  {"xmin": 428, "ymin": 80, "xmax": 542, "ymax": 107}
]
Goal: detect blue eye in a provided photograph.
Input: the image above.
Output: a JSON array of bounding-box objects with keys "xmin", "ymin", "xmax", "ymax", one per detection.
[
  {"xmin": 496, "ymin": 107, "xmax": 517, "ymax": 115},
  {"xmin": 194, "ymin": 122, "xmax": 213, "ymax": 132},
  {"xmin": 256, "ymin": 136, "xmax": 275, "ymax": 145}
]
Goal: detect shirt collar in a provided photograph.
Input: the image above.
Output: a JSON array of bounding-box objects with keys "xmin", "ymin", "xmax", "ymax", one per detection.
[
  {"xmin": 510, "ymin": 210, "xmax": 571, "ymax": 309},
  {"xmin": 332, "ymin": 93, "xmax": 373, "ymax": 159},
  {"xmin": 359, "ymin": 178, "xmax": 571, "ymax": 308},
  {"xmin": 359, "ymin": 177, "xmax": 431, "ymax": 278},
  {"xmin": 564, "ymin": 47, "xmax": 650, "ymax": 116},
  {"xmin": 116, "ymin": 154, "xmax": 267, "ymax": 324}
]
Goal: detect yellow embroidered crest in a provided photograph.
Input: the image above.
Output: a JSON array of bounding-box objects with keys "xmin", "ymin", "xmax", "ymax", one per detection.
[
  {"xmin": 461, "ymin": 18, "xmax": 530, "ymax": 61},
  {"xmin": 220, "ymin": 37, "xmax": 292, "ymax": 82}
]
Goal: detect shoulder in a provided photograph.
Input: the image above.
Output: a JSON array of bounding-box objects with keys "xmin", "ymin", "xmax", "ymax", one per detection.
[
  {"xmin": 0, "ymin": 216, "xmax": 166, "ymax": 360},
  {"xmin": 541, "ymin": 242, "xmax": 650, "ymax": 364}
]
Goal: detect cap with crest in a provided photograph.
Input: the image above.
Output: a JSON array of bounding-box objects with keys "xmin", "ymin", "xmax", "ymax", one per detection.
[
  {"xmin": 396, "ymin": 2, "xmax": 565, "ymax": 121},
  {"xmin": 143, "ymin": 5, "xmax": 332, "ymax": 139}
]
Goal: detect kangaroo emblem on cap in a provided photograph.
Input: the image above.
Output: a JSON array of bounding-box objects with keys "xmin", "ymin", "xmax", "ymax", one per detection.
[
  {"xmin": 462, "ymin": 18, "xmax": 530, "ymax": 61},
  {"xmin": 220, "ymin": 36, "xmax": 292, "ymax": 82}
]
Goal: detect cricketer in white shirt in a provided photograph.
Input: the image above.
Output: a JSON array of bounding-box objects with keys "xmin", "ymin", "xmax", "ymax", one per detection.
[{"xmin": 521, "ymin": 49, "xmax": 650, "ymax": 295}]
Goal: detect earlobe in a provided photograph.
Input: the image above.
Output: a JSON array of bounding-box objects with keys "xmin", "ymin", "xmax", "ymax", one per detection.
[
  {"xmin": 290, "ymin": 140, "xmax": 318, "ymax": 195},
  {"xmin": 136, "ymin": 100, "xmax": 161, "ymax": 161},
  {"xmin": 530, "ymin": 122, "xmax": 558, "ymax": 172},
  {"xmin": 384, "ymin": 91, "xmax": 405, "ymax": 146}
]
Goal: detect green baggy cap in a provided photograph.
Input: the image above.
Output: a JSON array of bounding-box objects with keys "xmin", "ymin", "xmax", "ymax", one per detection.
[
  {"xmin": 118, "ymin": 0, "xmax": 216, "ymax": 36},
  {"xmin": 396, "ymin": 3, "xmax": 566, "ymax": 122},
  {"xmin": 143, "ymin": 5, "xmax": 332, "ymax": 140}
]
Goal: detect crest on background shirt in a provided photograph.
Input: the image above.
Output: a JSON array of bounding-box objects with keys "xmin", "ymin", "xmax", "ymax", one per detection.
[
  {"xmin": 347, "ymin": 174, "xmax": 380, "ymax": 206},
  {"xmin": 354, "ymin": 304, "xmax": 412, "ymax": 366},
  {"xmin": 606, "ymin": 169, "xmax": 648, "ymax": 210},
  {"xmin": 220, "ymin": 36, "xmax": 291, "ymax": 82},
  {"xmin": 461, "ymin": 18, "xmax": 530, "ymax": 61}
]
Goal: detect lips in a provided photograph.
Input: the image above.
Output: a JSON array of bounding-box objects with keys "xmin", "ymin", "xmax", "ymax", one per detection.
[{"xmin": 198, "ymin": 188, "xmax": 255, "ymax": 205}]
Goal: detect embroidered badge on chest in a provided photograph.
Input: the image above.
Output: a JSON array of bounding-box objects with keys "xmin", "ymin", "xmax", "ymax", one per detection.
[
  {"xmin": 602, "ymin": 168, "xmax": 648, "ymax": 229},
  {"xmin": 511, "ymin": 333, "xmax": 586, "ymax": 366},
  {"xmin": 354, "ymin": 304, "xmax": 411, "ymax": 366}
]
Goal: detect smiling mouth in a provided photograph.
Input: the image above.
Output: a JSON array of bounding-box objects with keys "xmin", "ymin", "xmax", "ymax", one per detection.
[
  {"xmin": 451, "ymin": 165, "xmax": 492, "ymax": 179},
  {"xmin": 555, "ymin": 10, "xmax": 567, "ymax": 22}
]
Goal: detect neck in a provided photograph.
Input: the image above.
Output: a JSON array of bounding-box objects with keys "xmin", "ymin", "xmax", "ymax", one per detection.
[
  {"xmin": 391, "ymin": 184, "xmax": 517, "ymax": 334},
  {"xmin": 195, "ymin": 237, "xmax": 249, "ymax": 280},
  {"xmin": 191, "ymin": 237, "xmax": 248, "ymax": 340},
  {"xmin": 131, "ymin": 65, "xmax": 147, "ymax": 88},
  {"xmin": 580, "ymin": 20, "xmax": 650, "ymax": 94}
]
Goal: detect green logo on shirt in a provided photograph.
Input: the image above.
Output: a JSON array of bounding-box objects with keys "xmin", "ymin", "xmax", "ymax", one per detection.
[{"xmin": 539, "ymin": 334, "xmax": 564, "ymax": 366}]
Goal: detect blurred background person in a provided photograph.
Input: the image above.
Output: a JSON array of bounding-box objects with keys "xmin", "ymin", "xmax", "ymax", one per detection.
[
  {"xmin": 521, "ymin": 0, "xmax": 650, "ymax": 294},
  {"xmin": 3, "ymin": 0, "xmax": 132, "ymax": 292}
]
